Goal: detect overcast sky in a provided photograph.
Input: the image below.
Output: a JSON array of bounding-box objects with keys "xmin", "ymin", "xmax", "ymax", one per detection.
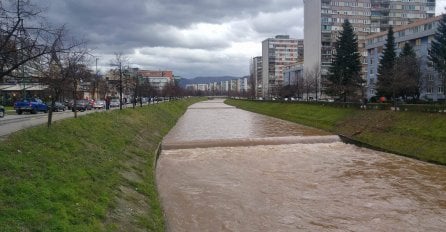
[{"xmin": 39, "ymin": 0, "xmax": 446, "ymax": 78}]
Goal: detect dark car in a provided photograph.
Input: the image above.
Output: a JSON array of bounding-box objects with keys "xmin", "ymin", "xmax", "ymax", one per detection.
[
  {"xmin": 47, "ymin": 101, "xmax": 66, "ymax": 112},
  {"xmin": 72, "ymin": 99, "xmax": 92, "ymax": 112},
  {"xmin": 0, "ymin": 105, "xmax": 5, "ymax": 118}
]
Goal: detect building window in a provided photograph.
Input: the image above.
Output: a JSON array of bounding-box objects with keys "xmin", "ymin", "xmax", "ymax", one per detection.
[
  {"xmin": 427, "ymin": 74, "xmax": 434, "ymax": 81},
  {"xmin": 439, "ymin": 86, "xmax": 445, "ymax": 94},
  {"xmin": 427, "ymin": 87, "xmax": 433, "ymax": 94},
  {"xmin": 416, "ymin": 39, "xmax": 421, "ymax": 46}
]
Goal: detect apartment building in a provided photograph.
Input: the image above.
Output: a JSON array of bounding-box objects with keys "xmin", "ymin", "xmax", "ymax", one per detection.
[
  {"xmin": 366, "ymin": 15, "xmax": 445, "ymax": 101},
  {"xmin": 371, "ymin": 0, "xmax": 435, "ymax": 32},
  {"xmin": 137, "ymin": 70, "xmax": 174, "ymax": 91},
  {"xmin": 262, "ymin": 35, "xmax": 300, "ymax": 99},
  {"xmin": 250, "ymin": 56, "xmax": 263, "ymax": 98},
  {"xmin": 304, "ymin": 0, "xmax": 436, "ymax": 84}
]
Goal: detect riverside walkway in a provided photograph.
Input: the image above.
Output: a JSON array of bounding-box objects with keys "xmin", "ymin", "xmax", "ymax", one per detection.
[{"xmin": 156, "ymin": 99, "xmax": 446, "ymax": 231}]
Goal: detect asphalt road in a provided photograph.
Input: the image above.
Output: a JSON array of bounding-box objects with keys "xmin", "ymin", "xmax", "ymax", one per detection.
[
  {"xmin": 0, "ymin": 100, "xmax": 167, "ymax": 139},
  {"xmin": 0, "ymin": 109, "xmax": 99, "ymax": 138}
]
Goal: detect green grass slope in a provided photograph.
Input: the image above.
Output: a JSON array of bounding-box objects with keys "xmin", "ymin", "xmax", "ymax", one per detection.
[
  {"xmin": 0, "ymin": 98, "xmax": 203, "ymax": 231},
  {"xmin": 226, "ymin": 99, "xmax": 446, "ymax": 165}
]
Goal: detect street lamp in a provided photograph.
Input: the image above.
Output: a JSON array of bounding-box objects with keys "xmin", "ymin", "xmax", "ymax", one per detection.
[
  {"xmin": 95, "ymin": 57, "xmax": 99, "ymax": 100},
  {"xmin": 119, "ymin": 61, "xmax": 123, "ymax": 110}
]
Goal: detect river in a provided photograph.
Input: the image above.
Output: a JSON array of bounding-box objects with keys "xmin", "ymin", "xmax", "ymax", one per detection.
[{"xmin": 156, "ymin": 99, "xmax": 446, "ymax": 231}]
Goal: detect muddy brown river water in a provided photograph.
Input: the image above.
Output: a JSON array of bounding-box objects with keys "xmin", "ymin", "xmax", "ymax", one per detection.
[{"xmin": 156, "ymin": 99, "xmax": 446, "ymax": 232}]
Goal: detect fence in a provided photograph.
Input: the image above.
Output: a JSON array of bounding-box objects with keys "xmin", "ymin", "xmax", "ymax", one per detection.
[{"xmin": 239, "ymin": 98, "xmax": 446, "ymax": 113}]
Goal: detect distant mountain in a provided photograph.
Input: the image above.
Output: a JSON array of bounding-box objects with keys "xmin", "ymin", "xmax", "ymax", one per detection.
[{"xmin": 177, "ymin": 76, "xmax": 240, "ymax": 88}]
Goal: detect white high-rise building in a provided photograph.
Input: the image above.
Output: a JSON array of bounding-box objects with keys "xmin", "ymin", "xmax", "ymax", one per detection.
[
  {"xmin": 250, "ymin": 56, "xmax": 263, "ymax": 98},
  {"xmin": 262, "ymin": 35, "xmax": 299, "ymax": 99}
]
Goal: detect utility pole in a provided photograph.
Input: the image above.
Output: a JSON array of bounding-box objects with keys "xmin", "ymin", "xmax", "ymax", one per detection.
[
  {"xmin": 119, "ymin": 61, "xmax": 123, "ymax": 110},
  {"xmin": 95, "ymin": 57, "xmax": 99, "ymax": 100}
]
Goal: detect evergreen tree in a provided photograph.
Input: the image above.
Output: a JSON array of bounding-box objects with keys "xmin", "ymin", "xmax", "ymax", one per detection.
[
  {"xmin": 376, "ymin": 27, "xmax": 396, "ymax": 99},
  {"xmin": 326, "ymin": 19, "xmax": 363, "ymax": 102},
  {"xmin": 394, "ymin": 43, "xmax": 420, "ymax": 100},
  {"xmin": 429, "ymin": 14, "xmax": 446, "ymax": 98},
  {"xmin": 400, "ymin": 42, "xmax": 416, "ymax": 57}
]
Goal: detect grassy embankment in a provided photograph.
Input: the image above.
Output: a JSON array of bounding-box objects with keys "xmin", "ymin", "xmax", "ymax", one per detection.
[
  {"xmin": 0, "ymin": 98, "xmax": 203, "ymax": 231},
  {"xmin": 226, "ymin": 99, "xmax": 446, "ymax": 165}
]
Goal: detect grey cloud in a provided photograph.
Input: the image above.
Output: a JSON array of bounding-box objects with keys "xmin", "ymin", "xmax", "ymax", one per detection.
[{"xmin": 38, "ymin": 0, "xmax": 304, "ymax": 77}]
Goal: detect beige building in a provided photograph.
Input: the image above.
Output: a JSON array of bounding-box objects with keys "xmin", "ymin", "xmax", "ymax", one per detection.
[{"xmin": 262, "ymin": 35, "xmax": 300, "ymax": 99}]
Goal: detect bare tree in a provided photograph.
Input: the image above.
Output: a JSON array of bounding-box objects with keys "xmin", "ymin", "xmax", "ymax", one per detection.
[
  {"xmin": 0, "ymin": 0, "xmax": 64, "ymax": 82},
  {"xmin": 303, "ymin": 76, "xmax": 315, "ymax": 101},
  {"xmin": 393, "ymin": 55, "xmax": 421, "ymax": 101},
  {"xmin": 110, "ymin": 52, "xmax": 128, "ymax": 110},
  {"xmin": 248, "ymin": 73, "xmax": 256, "ymax": 99},
  {"xmin": 304, "ymin": 64, "xmax": 321, "ymax": 100},
  {"xmin": 38, "ymin": 34, "xmax": 89, "ymax": 125}
]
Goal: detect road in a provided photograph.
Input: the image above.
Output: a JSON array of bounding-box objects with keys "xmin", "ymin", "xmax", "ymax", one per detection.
[
  {"xmin": 0, "ymin": 100, "xmax": 166, "ymax": 138},
  {"xmin": 0, "ymin": 109, "xmax": 99, "ymax": 138}
]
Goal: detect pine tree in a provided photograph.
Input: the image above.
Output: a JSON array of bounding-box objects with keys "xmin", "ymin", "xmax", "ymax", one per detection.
[
  {"xmin": 400, "ymin": 42, "xmax": 416, "ymax": 58},
  {"xmin": 376, "ymin": 27, "xmax": 396, "ymax": 99},
  {"xmin": 394, "ymin": 43, "xmax": 420, "ymax": 100},
  {"xmin": 326, "ymin": 19, "xmax": 363, "ymax": 102},
  {"xmin": 429, "ymin": 14, "xmax": 446, "ymax": 99}
]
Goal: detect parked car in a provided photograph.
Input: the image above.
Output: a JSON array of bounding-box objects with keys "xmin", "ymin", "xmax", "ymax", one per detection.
[
  {"xmin": 110, "ymin": 99, "xmax": 120, "ymax": 108},
  {"xmin": 0, "ymin": 105, "xmax": 5, "ymax": 118},
  {"xmin": 88, "ymin": 99, "xmax": 95, "ymax": 108},
  {"xmin": 72, "ymin": 99, "xmax": 92, "ymax": 112},
  {"xmin": 93, "ymin": 100, "xmax": 105, "ymax": 109},
  {"xmin": 14, "ymin": 98, "xmax": 48, "ymax": 114},
  {"xmin": 47, "ymin": 101, "xmax": 66, "ymax": 112},
  {"xmin": 65, "ymin": 100, "xmax": 74, "ymax": 110}
]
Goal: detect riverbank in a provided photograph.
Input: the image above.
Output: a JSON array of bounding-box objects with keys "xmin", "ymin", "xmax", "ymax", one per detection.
[
  {"xmin": 226, "ymin": 99, "xmax": 446, "ymax": 165},
  {"xmin": 0, "ymin": 98, "xmax": 203, "ymax": 231}
]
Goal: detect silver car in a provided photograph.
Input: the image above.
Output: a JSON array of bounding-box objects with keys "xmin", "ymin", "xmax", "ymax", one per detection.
[
  {"xmin": 110, "ymin": 99, "xmax": 120, "ymax": 108},
  {"xmin": 93, "ymin": 100, "xmax": 105, "ymax": 109}
]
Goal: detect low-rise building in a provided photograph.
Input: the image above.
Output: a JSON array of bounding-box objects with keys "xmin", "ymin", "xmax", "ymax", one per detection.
[{"xmin": 137, "ymin": 70, "xmax": 174, "ymax": 92}]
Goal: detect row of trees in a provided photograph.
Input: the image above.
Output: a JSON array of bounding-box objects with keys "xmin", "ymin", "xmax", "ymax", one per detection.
[
  {"xmin": 2, "ymin": 1, "xmax": 186, "ymax": 127},
  {"xmin": 277, "ymin": 65, "xmax": 321, "ymax": 101},
  {"xmin": 1, "ymin": 0, "xmax": 93, "ymax": 125},
  {"xmin": 376, "ymin": 27, "xmax": 421, "ymax": 101}
]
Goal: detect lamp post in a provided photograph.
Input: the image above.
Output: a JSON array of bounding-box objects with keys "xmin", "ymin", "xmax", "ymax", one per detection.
[
  {"xmin": 95, "ymin": 57, "xmax": 99, "ymax": 100},
  {"xmin": 119, "ymin": 62, "xmax": 123, "ymax": 110}
]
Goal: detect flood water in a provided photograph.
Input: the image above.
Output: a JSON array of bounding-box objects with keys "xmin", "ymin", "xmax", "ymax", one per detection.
[{"xmin": 156, "ymin": 99, "xmax": 446, "ymax": 231}]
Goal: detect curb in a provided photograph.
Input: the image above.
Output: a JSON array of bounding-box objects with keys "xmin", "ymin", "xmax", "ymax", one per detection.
[{"xmin": 153, "ymin": 142, "xmax": 171, "ymax": 232}]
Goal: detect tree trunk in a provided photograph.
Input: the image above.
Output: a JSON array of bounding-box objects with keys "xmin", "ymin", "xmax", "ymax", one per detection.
[{"xmin": 47, "ymin": 98, "xmax": 54, "ymax": 128}]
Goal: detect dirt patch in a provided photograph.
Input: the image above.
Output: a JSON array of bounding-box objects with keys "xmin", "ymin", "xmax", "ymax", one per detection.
[
  {"xmin": 104, "ymin": 128, "xmax": 160, "ymax": 231},
  {"xmin": 336, "ymin": 111, "xmax": 397, "ymax": 137},
  {"xmin": 105, "ymin": 186, "xmax": 149, "ymax": 232}
]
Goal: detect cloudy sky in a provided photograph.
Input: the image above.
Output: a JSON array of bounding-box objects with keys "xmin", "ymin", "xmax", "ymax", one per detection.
[{"xmin": 39, "ymin": 0, "xmax": 446, "ymax": 78}]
